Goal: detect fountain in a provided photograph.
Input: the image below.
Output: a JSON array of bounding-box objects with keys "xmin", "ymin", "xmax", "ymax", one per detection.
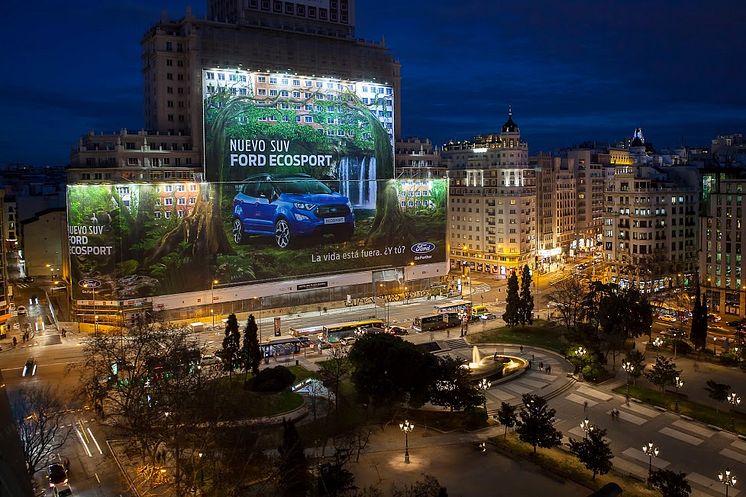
[{"xmin": 467, "ymin": 346, "xmax": 528, "ymax": 381}]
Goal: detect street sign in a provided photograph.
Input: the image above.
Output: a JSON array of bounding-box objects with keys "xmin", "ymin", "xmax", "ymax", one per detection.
[{"xmin": 274, "ymin": 317, "xmax": 281, "ymax": 337}]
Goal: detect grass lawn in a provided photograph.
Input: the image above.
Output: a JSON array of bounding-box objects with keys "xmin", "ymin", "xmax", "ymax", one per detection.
[
  {"xmin": 490, "ymin": 433, "xmax": 658, "ymax": 497},
  {"xmin": 613, "ymin": 384, "xmax": 746, "ymax": 435},
  {"xmin": 469, "ymin": 319, "xmax": 569, "ymax": 353},
  {"xmin": 200, "ymin": 368, "xmax": 313, "ymax": 421}
]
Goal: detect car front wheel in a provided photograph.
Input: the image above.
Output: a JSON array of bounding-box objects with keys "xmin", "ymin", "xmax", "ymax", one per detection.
[
  {"xmin": 232, "ymin": 218, "xmax": 247, "ymax": 245},
  {"xmin": 275, "ymin": 219, "xmax": 292, "ymax": 248}
]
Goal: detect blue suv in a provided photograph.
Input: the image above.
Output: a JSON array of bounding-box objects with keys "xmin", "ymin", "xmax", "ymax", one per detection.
[{"xmin": 232, "ymin": 174, "xmax": 355, "ymax": 248}]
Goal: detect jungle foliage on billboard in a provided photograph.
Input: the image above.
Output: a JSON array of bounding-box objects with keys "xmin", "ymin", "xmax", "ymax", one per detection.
[{"xmin": 66, "ymin": 179, "xmax": 447, "ymax": 300}]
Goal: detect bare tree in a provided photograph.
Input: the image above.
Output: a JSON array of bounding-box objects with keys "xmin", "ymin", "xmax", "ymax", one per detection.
[
  {"xmin": 319, "ymin": 345, "xmax": 350, "ymax": 412},
  {"xmin": 10, "ymin": 386, "xmax": 72, "ymax": 476},
  {"xmin": 546, "ymin": 277, "xmax": 585, "ymax": 330}
]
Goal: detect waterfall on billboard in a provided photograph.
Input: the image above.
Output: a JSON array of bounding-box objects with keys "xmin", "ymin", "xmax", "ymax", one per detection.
[{"xmin": 338, "ymin": 156, "xmax": 377, "ymax": 208}]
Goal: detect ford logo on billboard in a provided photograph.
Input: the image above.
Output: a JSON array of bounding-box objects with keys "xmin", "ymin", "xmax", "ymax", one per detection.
[
  {"xmin": 78, "ymin": 279, "xmax": 102, "ymax": 288},
  {"xmin": 411, "ymin": 242, "xmax": 436, "ymax": 254}
]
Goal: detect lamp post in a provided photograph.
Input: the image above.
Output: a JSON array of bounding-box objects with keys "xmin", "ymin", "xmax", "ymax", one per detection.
[
  {"xmin": 728, "ymin": 392, "xmax": 741, "ymax": 429},
  {"xmin": 478, "ymin": 378, "xmax": 491, "ymax": 412},
  {"xmin": 254, "ymin": 296, "xmax": 263, "ymax": 343},
  {"xmin": 652, "ymin": 336, "xmax": 663, "ymax": 349},
  {"xmin": 719, "ymin": 468, "xmax": 737, "ymax": 497},
  {"xmin": 404, "ymin": 286, "xmax": 409, "ymax": 305},
  {"xmin": 580, "ymin": 417, "xmax": 593, "ymax": 439},
  {"xmin": 622, "ymin": 360, "xmax": 635, "ymax": 405},
  {"xmin": 642, "ymin": 441, "xmax": 659, "ymax": 482},
  {"xmin": 399, "ymin": 420, "xmax": 414, "ymax": 464},
  {"xmin": 84, "ymin": 283, "xmax": 98, "ymax": 335},
  {"xmin": 713, "ymin": 336, "xmax": 719, "ymax": 355},
  {"xmin": 673, "ymin": 376, "xmax": 684, "ymax": 413},
  {"xmin": 211, "ymin": 279, "xmax": 218, "ymax": 327}
]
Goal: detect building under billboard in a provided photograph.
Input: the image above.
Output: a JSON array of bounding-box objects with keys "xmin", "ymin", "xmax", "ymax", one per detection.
[{"xmin": 67, "ymin": 1, "xmax": 446, "ymax": 324}]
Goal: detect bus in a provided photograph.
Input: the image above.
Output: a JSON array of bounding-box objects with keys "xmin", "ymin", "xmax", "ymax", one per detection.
[
  {"xmin": 434, "ymin": 300, "xmax": 472, "ymax": 314},
  {"xmin": 289, "ymin": 325, "xmax": 325, "ymax": 338},
  {"xmin": 323, "ymin": 319, "xmax": 385, "ymax": 343},
  {"xmin": 260, "ymin": 337, "xmax": 302, "ymax": 358},
  {"xmin": 413, "ymin": 312, "xmax": 461, "ymax": 333}
]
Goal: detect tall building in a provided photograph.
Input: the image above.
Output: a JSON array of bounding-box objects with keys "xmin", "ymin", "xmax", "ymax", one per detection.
[
  {"xmin": 565, "ymin": 148, "xmax": 606, "ymax": 252},
  {"xmin": 534, "ymin": 154, "xmax": 575, "ymax": 268},
  {"xmin": 602, "ymin": 130, "xmax": 699, "ymax": 291},
  {"xmin": 443, "ymin": 110, "xmax": 537, "ymax": 275},
  {"xmin": 141, "ymin": 2, "xmax": 400, "ymax": 152},
  {"xmin": 699, "ymin": 168, "xmax": 746, "ymax": 317},
  {"xmin": 0, "ymin": 191, "xmax": 9, "ymax": 338}
]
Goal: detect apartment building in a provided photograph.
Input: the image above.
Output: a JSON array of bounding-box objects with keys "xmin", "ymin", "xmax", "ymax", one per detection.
[
  {"xmin": 602, "ymin": 158, "xmax": 699, "ymax": 292},
  {"xmin": 535, "ymin": 155, "xmax": 576, "ymax": 267},
  {"xmin": 443, "ymin": 111, "xmax": 537, "ymax": 275},
  {"xmin": 0, "ymin": 191, "xmax": 9, "ymax": 337}
]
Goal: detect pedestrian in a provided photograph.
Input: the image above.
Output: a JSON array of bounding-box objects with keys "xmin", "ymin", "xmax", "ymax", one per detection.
[
  {"xmin": 532, "ymin": 353, "xmax": 535, "ymax": 361},
  {"xmin": 528, "ymin": 360, "xmax": 532, "ymax": 369},
  {"xmin": 546, "ymin": 364, "xmax": 551, "ymax": 375},
  {"xmin": 12, "ymin": 336, "xmax": 16, "ymax": 347},
  {"xmin": 583, "ymin": 400, "xmax": 588, "ymax": 413},
  {"xmin": 520, "ymin": 345, "xmax": 524, "ymax": 354},
  {"xmin": 539, "ymin": 361, "xmax": 544, "ymax": 371}
]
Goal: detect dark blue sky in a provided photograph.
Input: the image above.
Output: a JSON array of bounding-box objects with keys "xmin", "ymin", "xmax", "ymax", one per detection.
[{"xmin": 1, "ymin": 0, "xmax": 745, "ymax": 165}]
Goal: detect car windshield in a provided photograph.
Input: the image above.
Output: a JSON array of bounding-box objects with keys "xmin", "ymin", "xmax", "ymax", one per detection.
[{"xmin": 273, "ymin": 178, "xmax": 333, "ymax": 195}]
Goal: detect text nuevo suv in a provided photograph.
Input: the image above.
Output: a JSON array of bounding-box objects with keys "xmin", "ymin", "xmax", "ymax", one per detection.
[{"xmin": 232, "ymin": 174, "xmax": 355, "ymax": 248}]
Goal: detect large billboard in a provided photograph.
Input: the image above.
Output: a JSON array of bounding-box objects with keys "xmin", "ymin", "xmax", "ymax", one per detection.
[{"xmin": 66, "ymin": 179, "xmax": 447, "ymax": 301}]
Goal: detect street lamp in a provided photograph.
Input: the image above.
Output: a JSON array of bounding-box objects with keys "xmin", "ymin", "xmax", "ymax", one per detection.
[
  {"xmin": 652, "ymin": 337, "xmax": 663, "ymax": 349},
  {"xmin": 713, "ymin": 336, "xmax": 719, "ymax": 355},
  {"xmin": 84, "ymin": 283, "xmax": 98, "ymax": 335},
  {"xmin": 404, "ymin": 286, "xmax": 409, "ymax": 305},
  {"xmin": 642, "ymin": 441, "xmax": 659, "ymax": 481},
  {"xmin": 728, "ymin": 392, "xmax": 741, "ymax": 429},
  {"xmin": 719, "ymin": 468, "xmax": 737, "ymax": 497},
  {"xmin": 478, "ymin": 378, "xmax": 491, "ymax": 412},
  {"xmin": 673, "ymin": 376, "xmax": 684, "ymax": 412},
  {"xmin": 253, "ymin": 296, "xmax": 263, "ymax": 343},
  {"xmin": 211, "ymin": 279, "xmax": 218, "ymax": 327},
  {"xmin": 399, "ymin": 420, "xmax": 414, "ymax": 464},
  {"xmin": 622, "ymin": 361, "xmax": 635, "ymax": 405},
  {"xmin": 580, "ymin": 417, "xmax": 593, "ymax": 439}
]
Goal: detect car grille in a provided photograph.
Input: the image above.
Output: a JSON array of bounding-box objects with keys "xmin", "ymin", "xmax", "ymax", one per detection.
[{"xmin": 315, "ymin": 205, "xmax": 351, "ymax": 218}]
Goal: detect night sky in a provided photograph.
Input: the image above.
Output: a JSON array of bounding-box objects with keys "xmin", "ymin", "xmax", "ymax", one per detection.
[{"xmin": 1, "ymin": 0, "xmax": 745, "ymax": 166}]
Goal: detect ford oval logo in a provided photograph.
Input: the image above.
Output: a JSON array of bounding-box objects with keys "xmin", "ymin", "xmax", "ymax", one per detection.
[
  {"xmin": 411, "ymin": 242, "xmax": 436, "ymax": 254},
  {"xmin": 78, "ymin": 279, "xmax": 102, "ymax": 288}
]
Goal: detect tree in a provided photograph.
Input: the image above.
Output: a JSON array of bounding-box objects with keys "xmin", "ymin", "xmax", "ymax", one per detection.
[
  {"xmin": 278, "ymin": 420, "xmax": 310, "ymax": 497},
  {"xmin": 496, "ymin": 402, "xmax": 517, "ymax": 438},
  {"xmin": 221, "ymin": 313, "xmax": 241, "ymax": 374},
  {"xmin": 645, "ymin": 356, "xmax": 680, "ymax": 393},
  {"xmin": 502, "ymin": 271, "xmax": 521, "ymax": 326},
  {"xmin": 242, "ymin": 314, "xmax": 262, "ymax": 375},
  {"xmin": 519, "ymin": 264, "xmax": 534, "ymax": 325},
  {"xmin": 391, "ymin": 475, "xmax": 448, "ymax": 497},
  {"xmin": 10, "ymin": 386, "xmax": 72, "ymax": 476},
  {"xmin": 515, "ymin": 394, "xmax": 562, "ymax": 454},
  {"xmin": 429, "ymin": 356, "xmax": 483, "ymax": 412},
  {"xmin": 624, "ymin": 350, "xmax": 646, "ymax": 385},
  {"xmin": 648, "ymin": 469, "xmax": 692, "ymax": 497},
  {"xmin": 348, "ymin": 333, "xmax": 437, "ymax": 407},
  {"xmin": 597, "ymin": 284, "xmax": 653, "ymax": 368},
  {"xmin": 319, "ymin": 346, "xmax": 350, "ymax": 413},
  {"xmin": 547, "ymin": 276, "xmax": 585, "ymax": 330},
  {"xmin": 568, "ymin": 427, "xmax": 614, "ymax": 479},
  {"xmin": 704, "ymin": 379, "xmax": 731, "ymax": 414}
]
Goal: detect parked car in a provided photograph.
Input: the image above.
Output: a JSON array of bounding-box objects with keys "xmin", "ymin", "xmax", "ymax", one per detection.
[
  {"xmin": 339, "ymin": 337, "xmax": 357, "ymax": 347},
  {"xmin": 22, "ymin": 357, "xmax": 37, "ymax": 377},
  {"xmin": 17, "ymin": 305, "xmax": 27, "ymax": 315},
  {"xmin": 479, "ymin": 313, "xmax": 498, "ymax": 320},
  {"xmin": 297, "ymin": 336, "xmax": 312, "ymax": 347},
  {"xmin": 386, "ymin": 325, "xmax": 409, "ymax": 336},
  {"xmin": 659, "ymin": 315, "xmax": 677, "ymax": 323},
  {"xmin": 47, "ymin": 463, "xmax": 68, "ymax": 487},
  {"xmin": 22, "ymin": 276, "xmax": 34, "ymax": 283},
  {"xmin": 201, "ymin": 354, "xmax": 222, "ymax": 367},
  {"xmin": 708, "ymin": 314, "xmax": 722, "ymax": 323},
  {"xmin": 232, "ymin": 173, "xmax": 355, "ymax": 248}
]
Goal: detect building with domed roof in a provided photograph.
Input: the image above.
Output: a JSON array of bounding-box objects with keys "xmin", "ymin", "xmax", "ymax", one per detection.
[{"xmin": 442, "ymin": 109, "xmax": 537, "ymax": 276}]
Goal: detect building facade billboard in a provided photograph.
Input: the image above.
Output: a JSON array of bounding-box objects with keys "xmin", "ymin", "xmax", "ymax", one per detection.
[{"xmin": 66, "ymin": 179, "xmax": 446, "ymax": 301}]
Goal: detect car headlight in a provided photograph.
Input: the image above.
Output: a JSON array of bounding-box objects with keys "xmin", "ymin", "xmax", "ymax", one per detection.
[{"xmin": 293, "ymin": 202, "xmax": 316, "ymax": 210}]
